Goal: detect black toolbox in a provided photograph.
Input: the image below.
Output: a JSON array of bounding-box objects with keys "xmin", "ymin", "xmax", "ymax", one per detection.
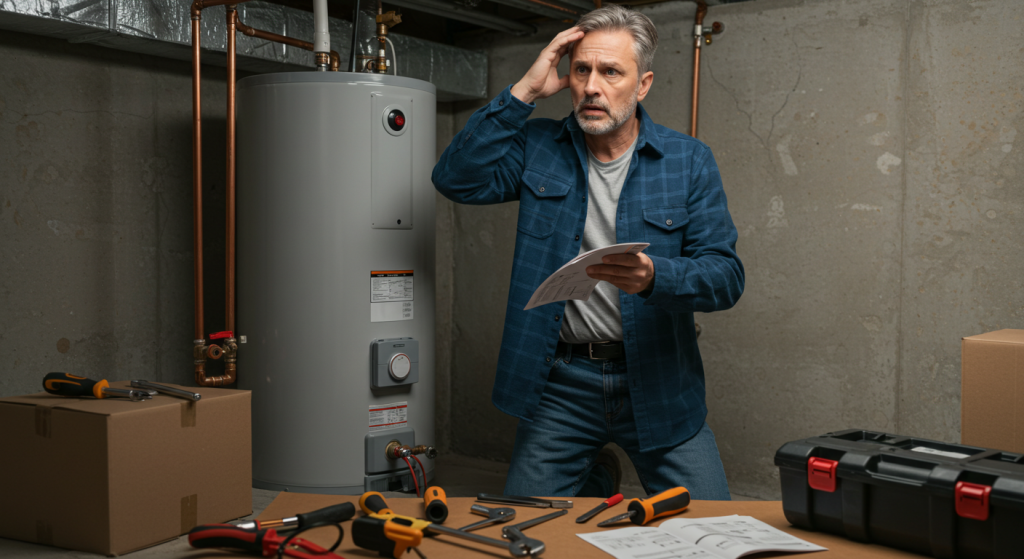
[{"xmin": 775, "ymin": 430, "xmax": 1024, "ymax": 558}]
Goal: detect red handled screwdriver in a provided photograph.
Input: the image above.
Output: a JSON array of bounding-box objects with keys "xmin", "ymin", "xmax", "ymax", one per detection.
[
  {"xmin": 576, "ymin": 493, "xmax": 624, "ymax": 523},
  {"xmin": 596, "ymin": 487, "xmax": 690, "ymax": 527}
]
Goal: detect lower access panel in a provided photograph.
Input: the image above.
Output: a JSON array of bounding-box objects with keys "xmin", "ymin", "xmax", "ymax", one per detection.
[{"xmin": 365, "ymin": 427, "xmax": 421, "ymax": 492}]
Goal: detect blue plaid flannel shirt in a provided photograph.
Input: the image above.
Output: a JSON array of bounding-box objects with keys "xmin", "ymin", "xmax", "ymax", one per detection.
[{"xmin": 433, "ymin": 86, "xmax": 744, "ymax": 451}]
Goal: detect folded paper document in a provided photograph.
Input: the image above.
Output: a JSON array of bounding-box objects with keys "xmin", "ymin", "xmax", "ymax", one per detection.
[
  {"xmin": 525, "ymin": 242, "xmax": 650, "ymax": 310},
  {"xmin": 578, "ymin": 515, "xmax": 826, "ymax": 559}
]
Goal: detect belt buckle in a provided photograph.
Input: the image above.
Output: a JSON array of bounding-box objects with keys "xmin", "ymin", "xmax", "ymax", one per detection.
[{"xmin": 588, "ymin": 342, "xmax": 608, "ymax": 360}]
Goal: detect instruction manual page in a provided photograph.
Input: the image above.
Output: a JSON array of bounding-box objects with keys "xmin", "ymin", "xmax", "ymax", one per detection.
[
  {"xmin": 578, "ymin": 515, "xmax": 826, "ymax": 559},
  {"xmin": 524, "ymin": 242, "xmax": 650, "ymax": 310}
]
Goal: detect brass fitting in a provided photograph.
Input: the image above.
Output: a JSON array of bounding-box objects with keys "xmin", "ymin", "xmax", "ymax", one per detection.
[
  {"xmin": 206, "ymin": 344, "xmax": 224, "ymax": 360},
  {"xmin": 410, "ymin": 445, "xmax": 438, "ymax": 459},
  {"xmin": 194, "ymin": 339, "xmax": 208, "ymax": 365},
  {"xmin": 385, "ymin": 441, "xmax": 411, "ymax": 460},
  {"xmin": 315, "ymin": 52, "xmax": 330, "ymax": 72},
  {"xmin": 375, "ymin": 11, "xmax": 400, "ymax": 74},
  {"xmin": 194, "ymin": 337, "xmax": 239, "ymax": 386},
  {"xmin": 223, "ymin": 337, "xmax": 239, "ymax": 365},
  {"xmin": 386, "ymin": 442, "xmax": 438, "ymax": 460}
]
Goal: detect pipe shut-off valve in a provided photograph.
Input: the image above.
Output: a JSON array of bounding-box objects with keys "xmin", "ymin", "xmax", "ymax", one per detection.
[
  {"xmin": 694, "ymin": 21, "xmax": 724, "ymax": 47},
  {"xmin": 386, "ymin": 441, "xmax": 438, "ymax": 460}
]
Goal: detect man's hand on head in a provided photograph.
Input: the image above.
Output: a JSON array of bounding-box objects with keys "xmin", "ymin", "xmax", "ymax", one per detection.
[
  {"xmin": 586, "ymin": 253, "xmax": 655, "ymax": 295},
  {"xmin": 511, "ymin": 27, "xmax": 585, "ymax": 105}
]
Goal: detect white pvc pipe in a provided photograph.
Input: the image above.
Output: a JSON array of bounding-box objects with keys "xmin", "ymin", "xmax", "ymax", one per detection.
[{"xmin": 313, "ymin": 0, "xmax": 330, "ymax": 53}]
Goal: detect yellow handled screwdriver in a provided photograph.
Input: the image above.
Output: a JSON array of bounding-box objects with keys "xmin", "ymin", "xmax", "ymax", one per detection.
[
  {"xmin": 355, "ymin": 492, "xmax": 540, "ymax": 557},
  {"xmin": 596, "ymin": 487, "xmax": 691, "ymax": 527},
  {"xmin": 43, "ymin": 372, "xmax": 153, "ymax": 401}
]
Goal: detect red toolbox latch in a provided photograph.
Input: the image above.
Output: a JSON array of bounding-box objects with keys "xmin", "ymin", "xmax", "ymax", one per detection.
[
  {"xmin": 955, "ymin": 481, "xmax": 991, "ymax": 521},
  {"xmin": 807, "ymin": 457, "xmax": 838, "ymax": 493}
]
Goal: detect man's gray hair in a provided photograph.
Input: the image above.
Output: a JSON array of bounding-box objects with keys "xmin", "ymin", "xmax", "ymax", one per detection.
[{"xmin": 572, "ymin": 4, "xmax": 659, "ymax": 75}]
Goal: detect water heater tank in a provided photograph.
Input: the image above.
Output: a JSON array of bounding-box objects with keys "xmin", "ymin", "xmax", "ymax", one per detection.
[{"xmin": 236, "ymin": 73, "xmax": 436, "ymax": 494}]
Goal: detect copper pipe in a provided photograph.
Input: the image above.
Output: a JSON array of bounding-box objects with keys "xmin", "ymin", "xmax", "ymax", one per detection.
[
  {"xmin": 191, "ymin": 13, "xmax": 204, "ymax": 342},
  {"xmin": 226, "ymin": 6, "xmax": 237, "ymax": 334},
  {"xmin": 690, "ymin": 0, "xmax": 707, "ymax": 138},
  {"xmin": 191, "ymin": 0, "xmax": 244, "ymax": 387},
  {"xmin": 691, "ymin": 44, "xmax": 701, "ymax": 137},
  {"xmin": 236, "ymin": 19, "xmax": 340, "ymax": 71}
]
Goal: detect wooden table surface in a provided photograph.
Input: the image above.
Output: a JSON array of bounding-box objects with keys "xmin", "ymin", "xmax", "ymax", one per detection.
[{"xmin": 178, "ymin": 493, "xmax": 928, "ymax": 558}]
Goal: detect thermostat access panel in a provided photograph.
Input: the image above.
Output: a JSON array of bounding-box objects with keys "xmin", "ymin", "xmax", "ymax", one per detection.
[{"xmin": 371, "ymin": 338, "xmax": 419, "ymax": 388}]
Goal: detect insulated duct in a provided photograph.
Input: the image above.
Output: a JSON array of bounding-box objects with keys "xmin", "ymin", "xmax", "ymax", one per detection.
[{"xmin": 0, "ymin": 0, "xmax": 488, "ymax": 101}]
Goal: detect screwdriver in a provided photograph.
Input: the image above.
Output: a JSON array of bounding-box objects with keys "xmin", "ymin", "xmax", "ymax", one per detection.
[
  {"xmin": 423, "ymin": 486, "xmax": 449, "ymax": 524},
  {"xmin": 596, "ymin": 487, "xmax": 690, "ymax": 527},
  {"xmin": 43, "ymin": 372, "xmax": 152, "ymax": 401},
  {"xmin": 576, "ymin": 493, "xmax": 623, "ymax": 523},
  {"xmin": 236, "ymin": 501, "xmax": 355, "ymax": 531},
  {"xmin": 357, "ymin": 491, "xmax": 540, "ymax": 557}
]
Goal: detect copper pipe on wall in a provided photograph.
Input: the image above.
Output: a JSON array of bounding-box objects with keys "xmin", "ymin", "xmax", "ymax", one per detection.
[
  {"xmin": 191, "ymin": 0, "xmax": 244, "ymax": 387},
  {"xmin": 235, "ymin": 18, "xmax": 341, "ymax": 71},
  {"xmin": 226, "ymin": 5, "xmax": 237, "ymax": 335},
  {"xmin": 191, "ymin": 12, "xmax": 204, "ymax": 344},
  {"xmin": 690, "ymin": 0, "xmax": 707, "ymax": 138}
]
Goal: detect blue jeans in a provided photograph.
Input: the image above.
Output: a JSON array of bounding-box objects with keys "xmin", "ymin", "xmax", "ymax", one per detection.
[{"xmin": 504, "ymin": 350, "xmax": 731, "ymax": 500}]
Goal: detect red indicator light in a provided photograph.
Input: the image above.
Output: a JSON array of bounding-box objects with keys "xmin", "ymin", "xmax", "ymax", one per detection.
[{"xmin": 395, "ymin": 115, "xmax": 405, "ymax": 127}]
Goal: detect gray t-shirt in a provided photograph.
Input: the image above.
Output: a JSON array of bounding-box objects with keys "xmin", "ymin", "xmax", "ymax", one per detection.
[{"xmin": 559, "ymin": 137, "xmax": 638, "ymax": 343}]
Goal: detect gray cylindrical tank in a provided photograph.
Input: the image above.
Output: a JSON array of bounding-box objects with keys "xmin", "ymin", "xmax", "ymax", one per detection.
[{"xmin": 236, "ymin": 73, "xmax": 436, "ymax": 494}]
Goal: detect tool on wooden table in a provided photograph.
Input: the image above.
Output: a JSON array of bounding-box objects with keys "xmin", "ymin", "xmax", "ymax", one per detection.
[
  {"xmin": 575, "ymin": 493, "xmax": 624, "ymax": 523},
  {"xmin": 423, "ymin": 486, "xmax": 449, "ymax": 524},
  {"xmin": 130, "ymin": 379, "xmax": 202, "ymax": 401},
  {"xmin": 188, "ymin": 523, "xmax": 343, "ymax": 559},
  {"xmin": 356, "ymin": 491, "xmax": 544, "ymax": 557},
  {"xmin": 596, "ymin": 486, "xmax": 691, "ymax": 527},
  {"xmin": 43, "ymin": 372, "xmax": 152, "ymax": 401},
  {"xmin": 458, "ymin": 504, "xmax": 516, "ymax": 532},
  {"xmin": 236, "ymin": 502, "xmax": 355, "ymax": 532},
  {"xmin": 477, "ymin": 494, "xmax": 573, "ymax": 509},
  {"xmin": 500, "ymin": 509, "xmax": 568, "ymax": 556}
]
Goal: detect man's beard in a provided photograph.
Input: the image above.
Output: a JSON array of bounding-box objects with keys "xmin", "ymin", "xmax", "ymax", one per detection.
[{"xmin": 574, "ymin": 87, "xmax": 639, "ymax": 136}]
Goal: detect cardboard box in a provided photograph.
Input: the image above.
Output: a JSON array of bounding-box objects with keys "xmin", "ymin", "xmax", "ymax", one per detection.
[
  {"xmin": 0, "ymin": 381, "xmax": 251, "ymax": 555},
  {"xmin": 962, "ymin": 329, "xmax": 1024, "ymax": 453}
]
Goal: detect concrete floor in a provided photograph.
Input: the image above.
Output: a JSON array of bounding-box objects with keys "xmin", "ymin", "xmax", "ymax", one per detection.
[{"xmin": 0, "ymin": 454, "xmax": 760, "ymax": 558}]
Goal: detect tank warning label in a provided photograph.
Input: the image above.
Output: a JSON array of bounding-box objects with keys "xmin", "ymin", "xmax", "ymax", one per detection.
[
  {"xmin": 369, "ymin": 401, "xmax": 408, "ymax": 431},
  {"xmin": 371, "ymin": 271, "xmax": 414, "ymax": 302},
  {"xmin": 371, "ymin": 271, "xmax": 414, "ymax": 322}
]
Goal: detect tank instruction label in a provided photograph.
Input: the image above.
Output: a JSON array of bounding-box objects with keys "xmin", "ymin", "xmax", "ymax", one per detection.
[
  {"xmin": 371, "ymin": 271, "xmax": 414, "ymax": 302},
  {"xmin": 369, "ymin": 401, "xmax": 408, "ymax": 430},
  {"xmin": 371, "ymin": 271, "xmax": 414, "ymax": 322}
]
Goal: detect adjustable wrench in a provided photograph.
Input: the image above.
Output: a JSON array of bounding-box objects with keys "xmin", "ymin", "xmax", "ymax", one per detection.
[
  {"xmin": 501, "ymin": 510, "xmax": 568, "ymax": 557},
  {"xmin": 131, "ymin": 380, "xmax": 202, "ymax": 401},
  {"xmin": 458, "ymin": 505, "xmax": 516, "ymax": 532}
]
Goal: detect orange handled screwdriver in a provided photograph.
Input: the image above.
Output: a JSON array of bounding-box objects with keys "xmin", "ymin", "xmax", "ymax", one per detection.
[
  {"xmin": 596, "ymin": 487, "xmax": 690, "ymax": 527},
  {"xmin": 423, "ymin": 486, "xmax": 449, "ymax": 523},
  {"xmin": 43, "ymin": 372, "xmax": 152, "ymax": 401}
]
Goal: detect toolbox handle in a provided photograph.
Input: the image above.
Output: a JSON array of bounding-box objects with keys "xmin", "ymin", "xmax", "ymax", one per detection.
[{"xmin": 866, "ymin": 455, "xmax": 935, "ymax": 485}]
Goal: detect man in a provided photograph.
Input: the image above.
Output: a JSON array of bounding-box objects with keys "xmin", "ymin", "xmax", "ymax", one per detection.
[{"xmin": 432, "ymin": 5, "xmax": 743, "ymax": 499}]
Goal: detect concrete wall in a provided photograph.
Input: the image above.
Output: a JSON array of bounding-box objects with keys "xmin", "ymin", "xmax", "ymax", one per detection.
[
  {"xmin": 438, "ymin": 0, "xmax": 1024, "ymax": 498},
  {"xmin": 0, "ymin": 30, "xmax": 229, "ymax": 396}
]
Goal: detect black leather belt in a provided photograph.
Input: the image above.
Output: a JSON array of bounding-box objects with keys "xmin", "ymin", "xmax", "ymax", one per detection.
[{"xmin": 557, "ymin": 340, "xmax": 625, "ymax": 360}]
